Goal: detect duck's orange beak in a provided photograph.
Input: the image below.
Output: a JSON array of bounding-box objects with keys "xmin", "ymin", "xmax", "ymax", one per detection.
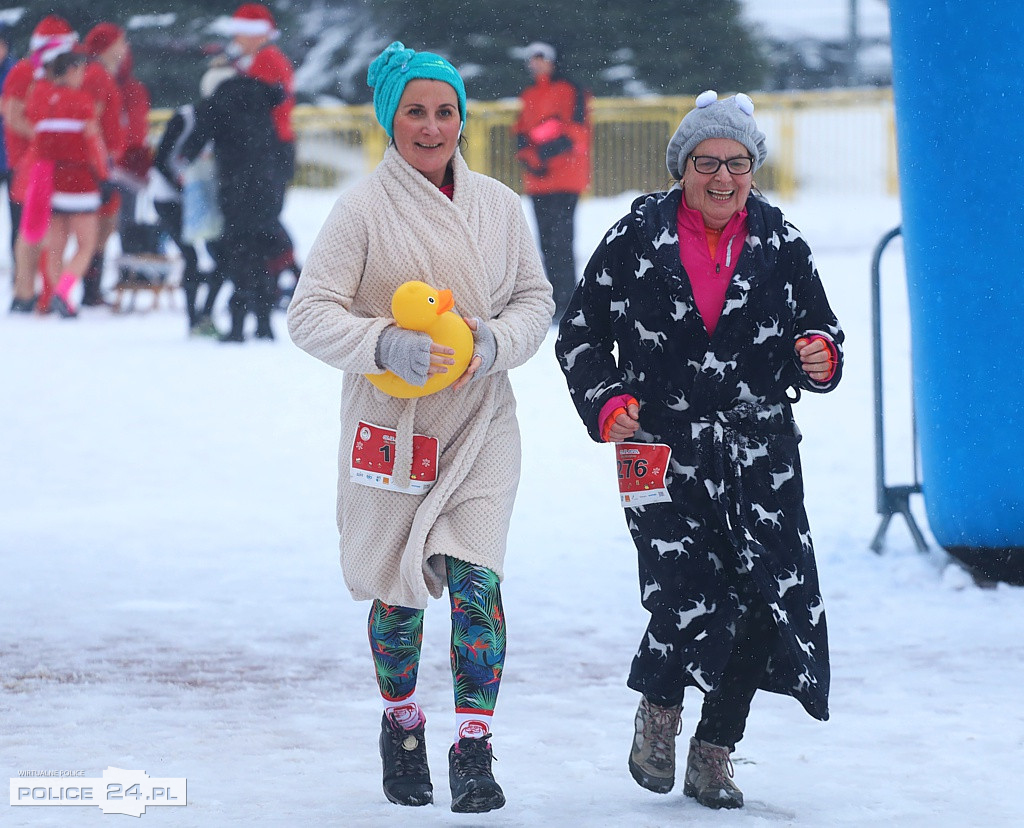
[{"xmin": 435, "ymin": 289, "xmax": 454, "ymax": 314}]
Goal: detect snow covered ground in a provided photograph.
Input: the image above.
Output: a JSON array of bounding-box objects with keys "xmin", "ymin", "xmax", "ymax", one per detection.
[{"xmin": 2, "ymin": 180, "xmax": 1023, "ymax": 827}]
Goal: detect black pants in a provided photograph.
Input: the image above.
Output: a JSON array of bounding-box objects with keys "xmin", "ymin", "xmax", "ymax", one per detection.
[
  {"xmin": 218, "ymin": 222, "xmax": 278, "ymax": 323},
  {"xmin": 644, "ymin": 597, "xmax": 775, "ymax": 751},
  {"xmin": 530, "ymin": 192, "xmax": 578, "ymax": 320},
  {"xmin": 153, "ymin": 200, "xmax": 208, "ymax": 324}
]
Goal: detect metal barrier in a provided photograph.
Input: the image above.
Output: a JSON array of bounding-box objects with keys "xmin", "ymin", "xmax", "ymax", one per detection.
[
  {"xmin": 869, "ymin": 225, "xmax": 928, "ymax": 555},
  {"xmin": 149, "ymin": 87, "xmax": 897, "ymax": 198}
]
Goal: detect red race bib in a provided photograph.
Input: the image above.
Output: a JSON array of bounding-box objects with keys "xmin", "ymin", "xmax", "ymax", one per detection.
[
  {"xmin": 350, "ymin": 421, "xmax": 438, "ymax": 495},
  {"xmin": 616, "ymin": 442, "xmax": 672, "ymax": 508}
]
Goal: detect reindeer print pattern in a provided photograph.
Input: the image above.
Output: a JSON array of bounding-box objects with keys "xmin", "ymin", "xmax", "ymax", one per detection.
[{"xmin": 556, "ymin": 186, "xmax": 844, "ymax": 722}]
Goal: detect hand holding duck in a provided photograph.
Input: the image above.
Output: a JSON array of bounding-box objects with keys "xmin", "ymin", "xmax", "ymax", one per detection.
[{"xmin": 368, "ymin": 280, "xmax": 474, "ymax": 398}]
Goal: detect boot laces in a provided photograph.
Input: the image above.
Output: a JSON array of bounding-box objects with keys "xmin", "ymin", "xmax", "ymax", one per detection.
[
  {"xmin": 388, "ymin": 722, "xmax": 428, "ymax": 777},
  {"xmin": 698, "ymin": 741, "xmax": 736, "ymax": 787},
  {"xmin": 642, "ymin": 701, "xmax": 682, "ymax": 764},
  {"xmin": 453, "ymin": 735, "xmax": 496, "ymax": 779}
]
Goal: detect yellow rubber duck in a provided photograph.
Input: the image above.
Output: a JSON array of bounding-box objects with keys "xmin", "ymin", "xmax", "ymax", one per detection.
[{"xmin": 366, "ymin": 280, "xmax": 474, "ymax": 398}]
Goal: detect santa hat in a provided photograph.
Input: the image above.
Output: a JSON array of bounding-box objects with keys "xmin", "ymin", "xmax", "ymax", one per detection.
[
  {"xmin": 29, "ymin": 15, "xmax": 77, "ymax": 53},
  {"xmin": 83, "ymin": 23, "xmax": 124, "ymax": 58},
  {"xmin": 222, "ymin": 4, "xmax": 279, "ymax": 39},
  {"xmin": 31, "ymin": 36, "xmax": 75, "ymax": 74}
]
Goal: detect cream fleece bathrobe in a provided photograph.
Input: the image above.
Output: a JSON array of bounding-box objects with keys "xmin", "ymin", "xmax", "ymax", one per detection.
[{"xmin": 288, "ymin": 147, "xmax": 554, "ymax": 609}]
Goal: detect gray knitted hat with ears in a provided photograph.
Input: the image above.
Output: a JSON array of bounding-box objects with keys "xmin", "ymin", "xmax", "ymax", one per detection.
[{"xmin": 666, "ymin": 90, "xmax": 768, "ymax": 180}]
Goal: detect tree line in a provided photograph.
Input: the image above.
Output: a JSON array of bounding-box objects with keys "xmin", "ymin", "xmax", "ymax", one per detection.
[{"xmin": 5, "ymin": 0, "xmax": 768, "ymax": 109}]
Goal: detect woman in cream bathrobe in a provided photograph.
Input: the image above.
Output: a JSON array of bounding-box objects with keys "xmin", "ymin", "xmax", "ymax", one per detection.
[{"xmin": 287, "ymin": 42, "xmax": 553, "ymax": 814}]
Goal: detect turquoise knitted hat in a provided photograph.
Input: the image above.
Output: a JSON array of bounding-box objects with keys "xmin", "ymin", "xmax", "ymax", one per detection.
[{"xmin": 367, "ymin": 41, "xmax": 467, "ymax": 138}]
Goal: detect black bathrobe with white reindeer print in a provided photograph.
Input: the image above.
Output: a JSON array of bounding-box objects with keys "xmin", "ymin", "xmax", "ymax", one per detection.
[{"xmin": 556, "ymin": 186, "xmax": 843, "ymax": 721}]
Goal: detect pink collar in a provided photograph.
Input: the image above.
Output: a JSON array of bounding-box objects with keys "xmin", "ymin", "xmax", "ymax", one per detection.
[{"xmin": 677, "ymin": 190, "xmax": 747, "ymax": 239}]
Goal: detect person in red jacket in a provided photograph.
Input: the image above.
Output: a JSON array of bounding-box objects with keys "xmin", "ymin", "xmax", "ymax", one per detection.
[
  {"xmin": 113, "ymin": 45, "xmax": 152, "ymax": 236},
  {"xmin": 78, "ymin": 22, "xmax": 127, "ymax": 306},
  {"xmin": 514, "ymin": 41, "xmax": 592, "ymax": 321},
  {"xmin": 23, "ymin": 50, "xmax": 107, "ymax": 318},
  {"xmin": 4, "ymin": 15, "xmax": 77, "ymax": 312}
]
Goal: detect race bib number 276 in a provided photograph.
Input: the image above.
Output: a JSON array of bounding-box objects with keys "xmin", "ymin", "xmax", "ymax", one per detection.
[{"xmin": 616, "ymin": 442, "xmax": 672, "ymax": 508}]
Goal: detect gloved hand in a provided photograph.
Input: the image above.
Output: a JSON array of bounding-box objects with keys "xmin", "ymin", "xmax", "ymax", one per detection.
[
  {"xmin": 469, "ymin": 317, "xmax": 496, "ymax": 378},
  {"xmin": 375, "ymin": 325, "xmax": 432, "ymax": 386},
  {"xmin": 537, "ymin": 134, "xmax": 572, "ymax": 160},
  {"xmin": 452, "ymin": 317, "xmax": 496, "ymax": 391}
]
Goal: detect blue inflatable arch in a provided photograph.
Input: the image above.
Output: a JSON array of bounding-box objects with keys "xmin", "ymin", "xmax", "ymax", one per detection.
[{"xmin": 888, "ymin": 2, "xmax": 1024, "ymax": 581}]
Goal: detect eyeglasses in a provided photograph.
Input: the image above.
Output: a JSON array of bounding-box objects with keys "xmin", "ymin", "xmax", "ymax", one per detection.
[{"xmin": 690, "ymin": 155, "xmax": 754, "ymax": 175}]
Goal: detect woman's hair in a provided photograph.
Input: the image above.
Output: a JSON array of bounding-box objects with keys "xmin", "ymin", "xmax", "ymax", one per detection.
[{"xmin": 48, "ymin": 50, "xmax": 87, "ymax": 79}]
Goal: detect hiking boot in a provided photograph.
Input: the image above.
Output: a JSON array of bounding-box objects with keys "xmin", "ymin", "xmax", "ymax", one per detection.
[
  {"xmin": 628, "ymin": 696, "xmax": 682, "ymax": 793},
  {"xmin": 448, "ymin": 736, "xmax": 505, "ymax": 813},
  {"xmin": 683, "ymin": 737, "xmax": 744, "ymax": 809},
  {"xmin": 379, "ymin": 712, "xmax": 433, "ymax": 807}
]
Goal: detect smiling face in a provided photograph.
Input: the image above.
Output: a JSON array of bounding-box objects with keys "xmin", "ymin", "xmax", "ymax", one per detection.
[
  {"xmin": 680, "ymin": 137, "xmax": 754, "ymax": 230},
  {"xmin": 392, "ymin": 79, "xmax": 461, "ymax": 188}
]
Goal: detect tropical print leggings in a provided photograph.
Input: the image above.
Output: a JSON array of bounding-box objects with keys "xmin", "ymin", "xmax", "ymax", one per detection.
[{"xmin": 368, "ymin": 556, "xmax": 506, "ymax": 713}]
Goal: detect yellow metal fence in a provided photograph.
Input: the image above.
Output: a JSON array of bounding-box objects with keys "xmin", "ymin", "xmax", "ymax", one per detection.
[{"xmin": 152, "ymin": 88, "xmax": 897, "ymax": 199}]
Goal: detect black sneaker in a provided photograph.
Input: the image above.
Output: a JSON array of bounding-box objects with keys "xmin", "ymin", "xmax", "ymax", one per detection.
[
  {"xmin": 448, "ymin": 736, "xmax": 505, "ymax": 813},
  {"xmin": 379, "ymin": 712, "xmax": 433, "ymax": 807}
]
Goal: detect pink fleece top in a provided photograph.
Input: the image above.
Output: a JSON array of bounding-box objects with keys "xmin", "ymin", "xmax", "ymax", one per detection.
[
  {"xmin": 596, "ymin": 196, "xmax": 749, "ymax": 439},
  {"xmin": 677, "ymin": 193, "xmax": 748, "ymax": 337}
]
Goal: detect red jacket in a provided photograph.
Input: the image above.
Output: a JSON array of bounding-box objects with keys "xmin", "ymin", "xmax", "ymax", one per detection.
[
  {"xmin": 514, "ymin": 73, "xmax": 591, "ymax": 195},
  {"xmin": 2, "ymin": 59, "xmax": 37, "ymax": 174},
  {"xmin": 117, "ymin": 55, "xmax": 152, "ymax": 181},
  {"xmin": 82, "ymin": 61, "xmax": 124, "ymax": 163},
  {"xmin": 26, "ymin": 80, "xmax": 107, "ymax": 209},
  {"xmin": 245, "ymin": 44, "xmax": 295, "ymax": 143}
]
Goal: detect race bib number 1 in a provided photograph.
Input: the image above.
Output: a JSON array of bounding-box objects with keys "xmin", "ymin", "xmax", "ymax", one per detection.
[
  {"xmin": 616, "ymin": 442, "xmax": 672, "ymax": 508},
  {"xmin": 351, "ymin": 421, "xmax": 438, "ymax": 495}
]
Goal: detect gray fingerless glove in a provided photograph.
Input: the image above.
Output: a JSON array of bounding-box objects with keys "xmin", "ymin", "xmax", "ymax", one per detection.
[
  {"xmin": 469, "ymin": 318, "xmax": 497, "ymax": 381},
  {"xmin": 375, "ymin": 325, "xmax": 432, "ymax": 386}
]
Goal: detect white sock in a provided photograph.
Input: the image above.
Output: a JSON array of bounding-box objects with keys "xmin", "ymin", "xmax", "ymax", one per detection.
[
  {"xmin": 455, "ymin": 710, "xmax": 493, "ymax": 743},
  {"xmin": 383, "ymin": 693, "xmax": 424, "ymax": 730}
]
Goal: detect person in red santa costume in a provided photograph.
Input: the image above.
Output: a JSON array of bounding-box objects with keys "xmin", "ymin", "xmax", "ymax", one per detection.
[
  {"xmin": 112, "ymin": 44, "xmax": 152, "ymax": 237},
  {"xmin": 222, "ymin": 3, "xmax": 300, "ymax": 307},
  {"xmin": 22, "ymin": 49, "xmax": 108, "ymax": 318},
  {"xmin": 4, "ymin": 15, "xmax": 77, "ymax": 313},
  {"xmin": 78, "ymin": 22, "xmax": 127, "ymax": 307}
]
